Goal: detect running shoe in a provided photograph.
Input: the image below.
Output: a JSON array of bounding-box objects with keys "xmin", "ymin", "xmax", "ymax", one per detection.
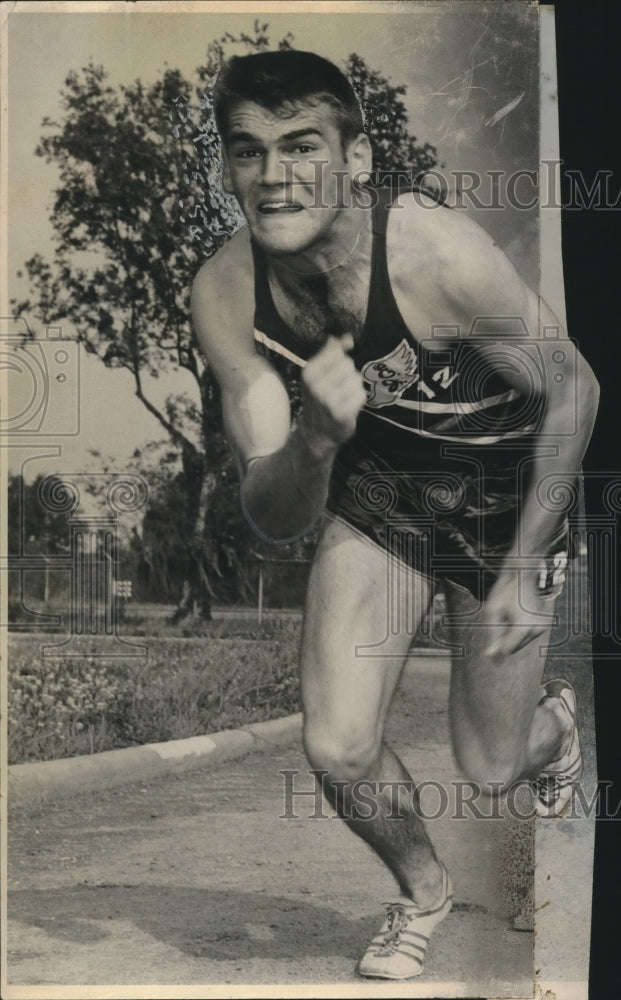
[
  {"xmin": 357, "ymin": 863, "xmax": 453, "ymax": 980},
  {"xmin": 530, "ymin": 678, "xmax": 583, "ymax": 818}
]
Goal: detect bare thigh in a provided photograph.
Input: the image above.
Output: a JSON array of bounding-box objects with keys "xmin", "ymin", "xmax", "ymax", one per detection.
[
  {"xmin": 300, "ymin": 516, "xmax": 433, "ymax": 757},
  {"xmin": 445, "ymin": 579, "xmax": 556, "ymax": 782}
]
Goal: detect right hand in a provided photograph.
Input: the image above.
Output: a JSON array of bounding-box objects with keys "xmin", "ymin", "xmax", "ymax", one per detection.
[{"xmin": 299, "ymin": 335, "xmax": 367, "ymax": 455}]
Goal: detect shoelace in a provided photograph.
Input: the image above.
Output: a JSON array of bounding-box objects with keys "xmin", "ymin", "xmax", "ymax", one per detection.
[
  {"xmin": 375, "ymin": 903, "xmax": 411, "ymax": 956},
  {"xmin": 532, "ymin": 774, "xmax": 561, "ymax": 803}
]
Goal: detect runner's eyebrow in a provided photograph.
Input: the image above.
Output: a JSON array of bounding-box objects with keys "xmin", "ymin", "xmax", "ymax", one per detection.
[
  {"xmin": 280, "ymin": 128, "xmax": 323, "ymax": 142},
  {"xmin": 228, "ymin": 128, "xmax": 324, "ymax": 143},
  {"xmin": 228, "ymin": 130, "xmax": 260, "ymax": 143}
]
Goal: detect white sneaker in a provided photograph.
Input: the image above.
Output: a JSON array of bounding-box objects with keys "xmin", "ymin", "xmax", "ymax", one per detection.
[
  {"xmin": 530, "ymin": 678, "xmax": 583, "ymax": 818},
  {"xmin": 357, "ymin": 863, "xmax": 453, "ymax": 980}
]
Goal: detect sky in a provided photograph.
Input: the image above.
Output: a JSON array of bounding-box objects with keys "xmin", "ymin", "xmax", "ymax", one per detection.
[{"xmin": 4, "ymin": 1, "xmax": 544, "ymax": 486}]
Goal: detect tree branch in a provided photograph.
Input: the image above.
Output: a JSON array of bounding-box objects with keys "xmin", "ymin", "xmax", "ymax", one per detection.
[{"xmin": 133, "ymin": 370, "xmax": 198, "ymax": 456}]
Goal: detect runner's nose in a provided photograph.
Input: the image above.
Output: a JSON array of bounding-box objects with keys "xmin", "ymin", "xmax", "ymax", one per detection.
[{"xmin": 261, "ymin": 150, "xmax": 289, "ymax": 187}]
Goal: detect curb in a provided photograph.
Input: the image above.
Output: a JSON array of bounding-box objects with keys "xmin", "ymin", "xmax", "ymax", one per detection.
[
  {"xmin": 7, "ymin": 654, "xmax": 450, "ymax": 807},
  {"xmin": 8, "ymin": 713, "xmax": 303, "ymax": 806}
]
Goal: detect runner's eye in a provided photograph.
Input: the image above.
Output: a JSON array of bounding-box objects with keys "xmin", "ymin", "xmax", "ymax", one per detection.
[
  {"xmin": 235, "ymin": 148, "xmax": 262, "ymax": 159},
  {"xmin": 282, "ymin": 143, "xmax": 317, "ymax": 156}
]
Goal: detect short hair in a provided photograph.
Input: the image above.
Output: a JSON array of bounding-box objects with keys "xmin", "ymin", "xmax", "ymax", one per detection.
[{"xmin": 213, "ymin": 50, "xmax": 364, "ymax": 146}]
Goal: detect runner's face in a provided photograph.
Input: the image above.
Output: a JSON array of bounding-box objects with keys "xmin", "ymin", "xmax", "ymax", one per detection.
[{"xmin": 223, "ymin": 100, "xmax": 360, "ymax": 255}]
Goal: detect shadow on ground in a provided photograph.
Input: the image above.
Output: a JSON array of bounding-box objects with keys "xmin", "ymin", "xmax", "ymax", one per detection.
[{"xmin": 9, "ymin": 883, "xmax": 496, "ymax": 963}]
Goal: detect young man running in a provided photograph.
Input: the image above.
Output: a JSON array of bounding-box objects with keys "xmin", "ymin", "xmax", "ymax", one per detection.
[{"xmin": 191, "ymin": 50, "xmax": 598, "ymax": 980}]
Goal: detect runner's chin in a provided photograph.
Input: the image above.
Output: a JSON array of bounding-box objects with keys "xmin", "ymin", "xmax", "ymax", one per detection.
[{"xmin": 249, "ymin": 208, "xmax": 322, "ymax": 256}]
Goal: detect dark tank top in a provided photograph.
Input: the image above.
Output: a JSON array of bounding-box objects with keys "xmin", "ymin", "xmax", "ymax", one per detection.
[{"xmin": 251, "ymin": 186, "xmax": 542, "ymax": 468}]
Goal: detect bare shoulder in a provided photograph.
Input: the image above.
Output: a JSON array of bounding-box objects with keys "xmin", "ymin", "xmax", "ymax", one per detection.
[
  {"xmin": 387, "ymin": 192, "xmax": 530, "ymax": 319},
  {"xmin": 191, "ymin": 226, "xmax": 256, "ymax": 375},
  {"xmin": 193, "ymin": 225, "xmax": 253, "ymax": 288},
  {"xmin": 387, "ymin": 190, "xmax": 507, "ymax": 269}
]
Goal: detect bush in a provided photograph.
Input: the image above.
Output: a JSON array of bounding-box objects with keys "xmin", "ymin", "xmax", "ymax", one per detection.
[
  {"xmin": 8, "ymin": 617, "xmax": 302, "ymax": 764},
  {"xmin": 8, "ymin": 648, "xmax": 126, "ymax": 762}
]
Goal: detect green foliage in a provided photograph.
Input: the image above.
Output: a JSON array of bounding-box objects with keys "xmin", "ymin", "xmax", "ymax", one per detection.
[
  {"xmin": 7, "ymin": 473, "xmax": 72, "ymax": 556},
  {"xmin": 8, "ymin": 645, "xmax": 125, "ymax": 761},
  {"xmin": 8, "ymin": 620, "xmax": 302, "ymax": 764},
  {"xmin": 15, "ymin": 63, "xmax": 211, "ymax": 449}
]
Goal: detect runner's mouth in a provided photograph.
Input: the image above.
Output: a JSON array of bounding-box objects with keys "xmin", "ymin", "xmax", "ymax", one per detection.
[{"xmin": 258, "ymin": 201, "xmax": 304, "ymax": 214}]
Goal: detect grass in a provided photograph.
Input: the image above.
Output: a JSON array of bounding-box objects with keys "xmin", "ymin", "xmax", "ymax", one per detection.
[
  {"xmin": 7, "ymin": 614, "xmax": 302, "ymax": 765},
  {"xmin": 7, "ymin": 598, "xmax": 447, "ymax": 766}
]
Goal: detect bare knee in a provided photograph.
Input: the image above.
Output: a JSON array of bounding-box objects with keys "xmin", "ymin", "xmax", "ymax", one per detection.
[
  {"xmin": 303, "ymin": 719, "xmax": 381, "ymax": 783},
  {"xmin": 452, "ymin": 731, "xmax": 524, "ymax": 794}
]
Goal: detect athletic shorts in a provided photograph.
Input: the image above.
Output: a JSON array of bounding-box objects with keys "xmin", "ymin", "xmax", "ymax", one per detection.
[{"xmin": 325, "ymin": 437, "xmax": 576, "ymax": 602}]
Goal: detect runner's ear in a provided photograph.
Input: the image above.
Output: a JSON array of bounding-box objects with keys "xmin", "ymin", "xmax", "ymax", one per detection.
[{"xmin": 346, "ymin": 132, "xmax": 373, "ymax": 177}]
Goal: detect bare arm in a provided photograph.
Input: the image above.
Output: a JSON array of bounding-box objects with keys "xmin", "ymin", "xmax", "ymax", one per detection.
[
  {"xmin": 449, "ymin": 216, "xmax": 599, "ymax": 653},
  {"xmin": 392, "ymin": 203, "xmax": 598, "ymax": 655},
  {"xmin": 494, "ymin": 299, "xmax": 598, "ymax": 561},
  {"xmin": 191, "ymin": 232, "xmax": 366, "ymax": 543},
  {"xmin": 446, "ymin": 219, "xmax": 599, "ymax": 557}
]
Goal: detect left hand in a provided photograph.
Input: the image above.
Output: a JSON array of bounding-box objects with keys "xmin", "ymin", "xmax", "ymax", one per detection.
[{"xmin": 483, "ymin": 567, "xmax": 551, "ymax": 659}]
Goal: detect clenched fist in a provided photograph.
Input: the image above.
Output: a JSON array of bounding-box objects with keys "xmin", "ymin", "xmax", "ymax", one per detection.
[{"xmin": 299, "ymin": 335, "xmax": 367, "ymax": 456}]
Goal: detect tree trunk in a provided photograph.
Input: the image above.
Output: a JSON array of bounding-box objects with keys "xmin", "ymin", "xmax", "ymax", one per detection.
[{"xmin": 171, "ymin": 464, "xmax": 217, "ymax": 623}]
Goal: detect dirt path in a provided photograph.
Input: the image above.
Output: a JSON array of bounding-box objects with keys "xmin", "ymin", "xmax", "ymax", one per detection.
[
  {"xmin": 6, "ymin": 570, "xmax": 596, "ymax": 995},
  {"xmin": 7, "ymin": 665, "xmax": 539, "ymax": 994}
]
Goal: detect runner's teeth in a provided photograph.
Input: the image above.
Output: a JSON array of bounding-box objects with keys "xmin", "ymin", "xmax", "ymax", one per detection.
[{"xmin": 260, "ymin": 202, "xmax": 300, "ymax": 210}]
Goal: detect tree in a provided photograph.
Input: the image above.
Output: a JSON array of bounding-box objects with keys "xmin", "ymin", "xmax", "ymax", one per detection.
[
  {"xmin": 7, "ymin": 473, "xmax": 73, "ymax": 616},
  {"xmin": 8, "ymin": 473, "xmax": 72, "ymax": 557},
  {"xmin": 125, "ymin": 439, "xmax": 316, "ymax": 610},
  {"xmin": 13, "ymin": 23, "xmax": 439, "ymax": 619}
]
